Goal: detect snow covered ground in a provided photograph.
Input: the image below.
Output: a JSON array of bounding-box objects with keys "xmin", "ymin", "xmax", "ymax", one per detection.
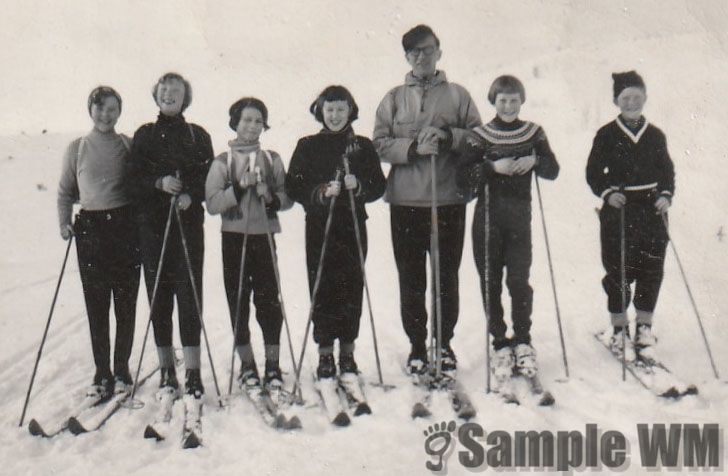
[{"xmin": 1, "ymin": 1, "xmax": 727, "ymax": 475}]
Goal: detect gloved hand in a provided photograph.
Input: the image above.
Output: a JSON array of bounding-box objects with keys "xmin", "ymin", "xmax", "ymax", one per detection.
[
  {"xmin": 177, "ymin": 193, "xmax": 192, "ymax": 210},
  {"xmin": 60, "ymin": 224, "xmax": 74, "ymax": 240},
  {"xmin": 654, "ymin": 196, "xmax": 671, "ymax": 214},
  {"xmin": 323, "ymin": 180, "xmax": 341, "ymax": 198},
  {"xmin": 256, "ymin": 182, "xmax": 271, "ymax": 202},
  {"xmin": 607, "ymin": 192, "xmax": 627, "ymax": 209},
  {"xmin": 160, "ymin": 175, "xmax": 183, "ymax": 194},
  {"xmin": 344, "ymin": 174, "xmax": 358, "ymax": 190},
  {"xmin": 239, "ymin": 171, "xmax": 257, "ymax": 189}
]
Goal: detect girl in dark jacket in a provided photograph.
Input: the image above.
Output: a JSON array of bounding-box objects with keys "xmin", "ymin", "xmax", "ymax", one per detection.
[
  {"xmin": 286, "ymin": 85, "xmax": 386, "ymax": 380},
  {"xmin": 129, "ymin": 72, "xmax": 214, "ymax": 399}
]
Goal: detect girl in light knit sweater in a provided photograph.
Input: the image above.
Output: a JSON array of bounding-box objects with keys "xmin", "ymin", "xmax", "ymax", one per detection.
[
  {"xmin": 205, "ymin": 97, "xmax": 292, "ymax": 389},
  {"xmin": 57, "ymin": 86, "xmax": 140, "ymax": 400}
]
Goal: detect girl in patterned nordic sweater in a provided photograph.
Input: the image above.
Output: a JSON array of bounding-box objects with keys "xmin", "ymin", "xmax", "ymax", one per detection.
[
  {"xmin": 586, "ymin": 71, "xmax": 674, "ymax": 363},
  {"xmin": 456, "ymin": 75, "xmax": 559, "ymax": 385}
]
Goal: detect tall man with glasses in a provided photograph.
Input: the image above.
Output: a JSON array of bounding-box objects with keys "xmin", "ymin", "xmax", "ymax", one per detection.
[{"xmin": 373, "ymin": 24, "xmax": 481, "ymax": 375}]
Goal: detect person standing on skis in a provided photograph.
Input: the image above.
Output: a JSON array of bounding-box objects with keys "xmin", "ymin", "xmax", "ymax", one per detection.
[
  {"xmin": 129, "ymin": 72, "xmax": 214, "ymax": 401},
  {"xmin": 586, "ymin": 71, "xmax": 675, "ymax": 363},
  {"xmin": 455, "ymin": 75, "xmax": 559, "ymax": 387},
  {"xmin": 57, "ymin": 86, "xmax": 140, "ymax": 400},
  {"xmin": 286, "ymin": 85, "xmax": 385, "ymax": 381},
  {"xmin": 205, "ymin": 97, "xmax": 293, "ymax": 390},
  {"xmin": 373, "ymin": 24, "xmax": 481, "ymax": 375}
]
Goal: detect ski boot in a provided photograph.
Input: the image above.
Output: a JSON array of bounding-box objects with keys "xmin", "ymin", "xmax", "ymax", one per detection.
[
  {"xmin": 88, "ymin": 370, "xmax": 114, "ymax": 402},
  {"xmin": 263, "ymin": 360, "xmax": 283, "ymax": 390},
  {"xmin": 440, "ymin": 346, "xmax": 458, "ymax": 376},
  {"xmin": 339, "ymin": 352, "xmax": 359, "ymax": 376},
  {"xmin": 609, "ymin": 327, "xmax": 636, "ymax": 362},
  {"xmin": 185, "ymin": 369, "xmax": 204, "ymax": 399},
  {"xmin": 406, "ymin": 343, "xmax": 428, "ymax": 377},
  {"xmin": 316, "ymin": 354, "xmax": 336, "ymax": 380},
  {"xmin": 238, "ymin": 361, "xmax": 260, "ymax": 388},
  {"xmin": 113, "ymin": 368, "xmax": 133, "ymax": 395},
  {"xmin": 513, "ymin": 343, "xmax": 538, "ymax": 378},
  {"xmin": 492, "ymin": 346, "xmax": 515, "ymax": 389},
  {"xmin": 635, "ymin": 324, "xmax": 658, "ymax": 363}
]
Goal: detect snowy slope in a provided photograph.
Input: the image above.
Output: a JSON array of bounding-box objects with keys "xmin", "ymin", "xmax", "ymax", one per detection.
[{"xmin": 1, "ymin": 1, "xmax": 727, "ymax": 475}]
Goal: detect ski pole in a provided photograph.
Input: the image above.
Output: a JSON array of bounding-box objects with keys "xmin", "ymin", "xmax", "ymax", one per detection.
[
  {"xmin": 660, "ymin": 213, "xmax": 720, "ymax": 379},
  {"xmin": 534, "ymin": 175, "xmax": 569, "ymax": 380},
  {"xmin": 227, "ymin": 198, "xmax": 253, "ymax": 396},
  {"xmin": 255, "ymin": 166, "xmax": 304, "ymax": 403},
  {"xmin": 483, "ymin": 182, "xmax": 492, "ymax": 393},
  {"xmin": 619, "ymin": 187, "xmax": 627, "ymax": 382},
  {"xmin": 19, "ymin": 236, "xmax": 74, "ymax": 427},
  {"xmin": 129, "ymin": 196, "xmax": 177, "ymax": 405},
  {"xmin": 342, "ymin": 155, "xmax": 390, "ymax": 390},
  {"xmin": 430, "ymin": 154, "xmax": 443, "ymax": 381},
  {"xmin": 175, "ymin": 205, "xmax": 224, "ymax": 408},
  {"xmin": 292, "ymin": 170, "xmax": 342, "ymax": 398}
]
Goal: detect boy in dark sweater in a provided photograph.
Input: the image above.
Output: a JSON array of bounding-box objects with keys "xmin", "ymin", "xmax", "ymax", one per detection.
[
  {"xmin": 586, "ymin": 71, "xmax": 674, "ymax": 363},
  {"xmin": 457, "ymin": 75, "xmax": 559, "ymax": 388}
]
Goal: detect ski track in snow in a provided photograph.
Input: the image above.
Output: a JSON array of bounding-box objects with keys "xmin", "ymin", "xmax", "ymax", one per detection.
[{"xmin": 2, "ymin": 2, "xmax": 728, "ymax": 475}]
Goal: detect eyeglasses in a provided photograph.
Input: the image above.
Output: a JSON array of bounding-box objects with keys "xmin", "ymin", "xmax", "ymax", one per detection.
[{"xmin": 407, "ymin": 45, "xmax": 437, "ymax": 57}]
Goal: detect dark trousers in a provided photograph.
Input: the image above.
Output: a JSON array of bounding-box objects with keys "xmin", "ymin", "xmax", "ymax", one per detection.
[
  {"xmin": 75, "ymin": 205, "xmax": 140, "ymax": 378},
  {"xmin": 222, "ymin": 232, "xmax": 283, "ymax": 346},
  {"xmin": 139, "ymin": 210, "xmax": 203, "ymax": 347},
  {"xmin": 390, "ymin": 204, "xmax": 466, "ymax": 348},
  {"xmin": 600, "ymin": 202, "xmax": 668, "ymax": 314},
  {"xmin": 472, "ymin": 196, "xmax": 533, "ymax": 346},
  {"xmin": 305, "ymin": 211, "xmax": 366, "ymax": 348}
]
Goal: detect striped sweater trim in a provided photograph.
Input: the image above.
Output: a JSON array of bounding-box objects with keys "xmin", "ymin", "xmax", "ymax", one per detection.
[
  {"xmin": 615, "ymin": 117, "xmax": 649, "ymax": 144},
  {"xmin": 472, "ymin": 121, "xmax": 540, "ymax": 145}
]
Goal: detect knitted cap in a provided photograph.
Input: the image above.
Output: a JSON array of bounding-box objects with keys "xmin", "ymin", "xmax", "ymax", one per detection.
[{"xmin": 612, "ymin": 71, "xmax": 645, "ymax": 100}]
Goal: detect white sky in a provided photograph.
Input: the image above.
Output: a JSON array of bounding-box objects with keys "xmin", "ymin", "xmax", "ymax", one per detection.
[{"xmin": 0, "ymin": 0, "xmax": 726, "ymax": 144}]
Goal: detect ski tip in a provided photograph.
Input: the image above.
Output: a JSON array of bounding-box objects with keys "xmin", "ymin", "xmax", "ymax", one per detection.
[
  {"xmin": 354, "ymin": 403, "xmax": 372, "ymax": 417},
  {"xmin": 273, "ymin": 414, "xmax": 288, "ymax": 430},
  {"xmin": 660, "ymin": 387, "xmax": 681, "ymax": 399},
  {"xmin": 683, "ymin": 385, "xmax": 699, "ymax": 396},
  {"xmin": 332, "ymin": 412, "xmax": 351, "ymax": 427},
  {"xmin": 143, "ymin": 425, "xmax": 164, "ymax": 441},
  {"xmin": 67, "ymin": 417, "xmax": 87, "ymax": 435},
  {"xmin": 28, "ymin": 419, "xmax": 47, "ymax": 437},
  {"xmin": 182, "ymin": 431, "xmax": 202, "ymax": 449},
  {"xmin": 539, "ymin": 392, "xmax": 556, "ymax": 406},
  {"xmin": 411, "ymin": 403, "xmax": 431, "ymax": 419},
  {"xmin": 285, "ymin": 416, "xmax": 303, "ymax": 430},
  {"xmin": 458, "ymin": 409, "xmax": 477, "ymax": 421}
]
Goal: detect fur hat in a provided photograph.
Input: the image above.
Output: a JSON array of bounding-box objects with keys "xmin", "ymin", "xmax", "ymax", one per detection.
[{"xmin": 612, "ymin": 71, "xmax": 645, "ymax": 100}]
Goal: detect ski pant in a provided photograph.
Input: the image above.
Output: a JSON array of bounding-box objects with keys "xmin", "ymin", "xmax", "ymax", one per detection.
[
  {"xmin": 390, "ymin": 204, "xmax": 466, "ymax": 349},
  {"xmin": 305, "ymin": 211, "xmax": 365, "ymax": 348},
  {"xmin": 222, "ymin": 232, "xmax": 282, "ymax": 346},
  {"xmin": 472, "ymin": 196, "xmax": 533, "ymax": 348},
  {"xmin": 600, "ymin": 199, "xmax": 668, "ymax": 317},
  {"xmin": 75, "ymin": 205, "xmax": 140, "ymax": 379},
  {"xmin": 138, "ymin": 209, "xmax": 203, "ymax": 348}
]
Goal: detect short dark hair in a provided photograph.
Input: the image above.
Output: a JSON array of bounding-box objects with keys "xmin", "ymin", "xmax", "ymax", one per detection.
[
  {"xmin": 151, "ymin": 72, "xmax": 193, "ymax": 112},
  {"xmin": 87, "ymin": 86, "xmax": 122, "ymax": 116},
  {"xmin": 402, "ymin": 24, "xmax": 440, "ymax": 52},
  {"xmin": 487, "ymin": 75, "xmax": 526, "ymax": 105},
  {"xmin": 309, "ymin": 85, "xmax": 359, "ymax": 124},
  {"xmin": 229, "ymin": 97, "xmax": 270, "ymax": 131}
]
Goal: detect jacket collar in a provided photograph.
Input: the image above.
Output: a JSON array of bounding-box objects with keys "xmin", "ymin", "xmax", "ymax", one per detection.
[{"xmin": 405, "ymin": 70, "xmax": 447, "ymax": 87}]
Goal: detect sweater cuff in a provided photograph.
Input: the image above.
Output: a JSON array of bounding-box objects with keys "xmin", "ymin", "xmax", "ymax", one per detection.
[
  {"xmin": 265, "ymin": 194, "xmax": 281, "ymax": 216},
  {"xmin": 659, "ymin": 191, "xmax": 673, "ymax": 203},
  {"xmin": 232, "ymin": 183, "xmax": 243, "ymax": 202},
  {"xmin": 600, "ymin": 188, "xmax": 614, "ymax": 200},
  {"xmin": 407, "ymin": 141, "xmax": 420, "ymax": 163},
  {"xmin": 439, "ymin": 128, "xmax": 453, "ymax": 153}
]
